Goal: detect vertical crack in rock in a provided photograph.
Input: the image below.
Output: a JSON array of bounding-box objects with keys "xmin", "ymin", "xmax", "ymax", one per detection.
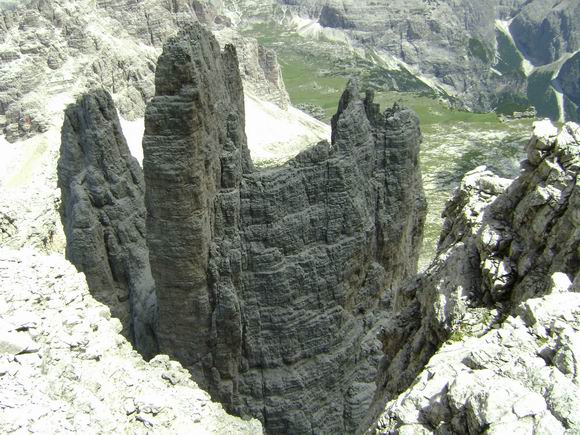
[
  {"xmin": 144, "ymin": 23, "xmax": 426, "ymax": 434},
  {"xmin": 58, "ymin": 90, "xmax": 158, "ymax": 359}
]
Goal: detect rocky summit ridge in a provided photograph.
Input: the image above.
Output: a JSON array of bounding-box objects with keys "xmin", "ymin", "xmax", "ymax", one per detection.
[{"xmin": 365, "ymin": 120, "xmax": 580, "ymax": 434}]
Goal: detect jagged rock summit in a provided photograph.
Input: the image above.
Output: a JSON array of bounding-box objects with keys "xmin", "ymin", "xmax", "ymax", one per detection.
[
  {"xmin": 143, "ymin": 22, "xmax": 426, "ymax": 433},
  {"xmin": 0, "ymin": 0, "xmax": 290, "ymax": 142},
  {"xmin": 6, "ymin": 3, "xmax": 579, "ymax": 434}
]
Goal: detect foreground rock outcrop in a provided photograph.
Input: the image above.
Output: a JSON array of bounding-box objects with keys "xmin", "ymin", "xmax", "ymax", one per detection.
[
  {"xmin": 0, "ymin": 248, "xmax": 261, "ymax": 434},
  {"xmin": 144, "ymin": 23, "xmax": 426, "ymax": 433},
  {"xmin": 365, "ymin": 120, "xmax": 580, "ymax": 433},
  {"xmin": 58, "ymin": 90, "xmax": 157, "ymax": 358}
]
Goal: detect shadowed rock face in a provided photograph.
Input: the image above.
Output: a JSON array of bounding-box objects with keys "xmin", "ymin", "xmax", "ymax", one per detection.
[
  {"xmin": 143, "ymin": 23, "xmax": 426, "ymax": 433},
  {"xmin": 509, "ymin": 0, "xmax": 579, "ymax": 66},
  {"xmin": 58, "ymin": 90, "xmax": 157, "ymax": 359},
  {"xmin": 319, "ymin": 5, "xmax": 355, "ymax": 29},
  {"xmin": 142, "ymin": 22, "xmax": 252, "ymax": 383}
]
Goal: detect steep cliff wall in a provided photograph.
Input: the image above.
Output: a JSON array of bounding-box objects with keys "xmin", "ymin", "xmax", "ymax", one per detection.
[
  {"xmin": 143, "ymin": 23, "xmax": 426, "ymax": 433},
  {"xmin": 58, "ymin": 90, "xmax": 157, "ymax": 358},
  {"xmin": 364, "ymin": 120, "xmax": 580, "ymax": 433},
  {"xmin": 271, "ymin": 0, "xmax": 578, "ymax": 119}
]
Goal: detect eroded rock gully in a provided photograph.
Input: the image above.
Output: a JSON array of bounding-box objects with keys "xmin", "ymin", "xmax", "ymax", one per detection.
[{"xmin": 142, "ymin": 23, "xmax": 425, "ymax": 433}]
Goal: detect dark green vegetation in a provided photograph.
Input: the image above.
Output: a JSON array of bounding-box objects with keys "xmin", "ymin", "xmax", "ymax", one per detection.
[
  {"xmin": 528, "ymin": 68, "xmax": 560, "ymax": 120},
  {"xmin": 564, "ymin": 96, "xmax": 579, "ymax": 122},
  {"xmin": 494, "ymin": 30, "xmax": 525, "ymax": 77},
  {"xmin": 468, "ymin": 38, "xmax": 493, "ymax": 63},
  {"xmin": 244, "ymin": 22, "xmax": 436, "ymax": 122}
]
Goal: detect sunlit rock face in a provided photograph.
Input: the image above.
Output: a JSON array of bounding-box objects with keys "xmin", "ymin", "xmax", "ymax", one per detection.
[
  {"xmin": 143, "ymin": 23, "xmax": 426, "ymax": 434},
  {"xmin": 364, "ymin": 121, "xmax": 580, "ymax": 434}
]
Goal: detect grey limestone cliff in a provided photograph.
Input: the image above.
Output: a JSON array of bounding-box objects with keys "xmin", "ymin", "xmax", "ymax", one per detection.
[
  {"xmin": 57, "ymin": 90, "xmax": 157, "ymax": 358},
  {"xmin": 274, "ymin": 0, "xmax": 578, "ymax": 119},
  {"xmin": 364, "ymin": 120, "xmax": 580, "ymax": 433},
  {"xmin": 0, "ymin": 0, "xmax": 288, "ymax": 142},
  {"xmin": 143, "ymin": 23, "xmax": 426, "ymax": 434}
]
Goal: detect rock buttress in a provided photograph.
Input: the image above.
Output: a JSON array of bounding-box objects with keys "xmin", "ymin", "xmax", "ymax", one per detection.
[
  {"xmin": 143, "ymin": 23, "xmax": 251, "ymax": 382},
  {"xmin": 143, "ymin": 23, "xmax": 425, "ymax": 434},
  {"xmin": 58, "ymin": 89, "xmax": 157, "ymax": 359}
]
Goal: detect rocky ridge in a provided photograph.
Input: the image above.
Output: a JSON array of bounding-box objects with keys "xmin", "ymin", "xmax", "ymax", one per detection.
[
  {"xmin": 0, "ymin": 247, "xmax": 262, "ymax": 434},
  {"xmin": 143, "ymin": 23, "xmax": 426, "ymax": 433},
  {"xmin": 0, "ymin": 0, "xmax": 289, "ymax": 142},
  {"xmin": 364, "ymin": 120, "xmax": 580, "ymax": 433},
  {"xmin": 0, "ymin": 0, "xmax": 327, "ymax": 262},
  {"xmin": 1, "ymin": 2, "xmax": 579, "ymax": 434}
]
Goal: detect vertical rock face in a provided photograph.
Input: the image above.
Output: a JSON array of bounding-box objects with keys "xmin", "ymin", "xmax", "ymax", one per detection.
[
  {"xmin": 58, "ymin": 90, "xmax": 157, "ymax": 358},
  {"xmin": 144, "ymin": 23, "xmax": 426, "ymax": 433},
  {"xmin": 143, "ymin": 22, "xmax": 251, "ymax": 378}
]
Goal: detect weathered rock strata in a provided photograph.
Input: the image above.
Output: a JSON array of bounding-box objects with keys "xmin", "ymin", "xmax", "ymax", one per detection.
[
  {"xmin": 143, "ymin": 23, "xmax": 426, "ymax": 434},
  {"xmin": 58, "ymin": 90, "xmax": 157, "ymax": 358},
  {"xmin": 365, "ymin": 120, "xmax": 580, "ymax": 433}
]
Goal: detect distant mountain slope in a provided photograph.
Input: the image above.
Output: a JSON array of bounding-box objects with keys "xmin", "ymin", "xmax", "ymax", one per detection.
[{"xmin": 235, "ymin": 0, "xmax": 579, "ymax": 121}]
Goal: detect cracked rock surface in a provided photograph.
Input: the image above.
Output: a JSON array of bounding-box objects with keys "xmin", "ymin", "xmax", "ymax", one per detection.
[
  {"xmin": 0, "ymin": 0, "xmax": 288, "ymax": 142},
  {"xmin": 57, "ymin": 89, "xmax": 157, "ymax": 358},
  {"xmin": 143, "ymin": 23, "xmax": 426, "ymax": 434},
  {"xmin": 0, "ymin": 248, "xmax": 262, "ymax": 434},
  {"xmin": 365, "ymin": 120, "xmax": 580, "ymax": 434}
]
